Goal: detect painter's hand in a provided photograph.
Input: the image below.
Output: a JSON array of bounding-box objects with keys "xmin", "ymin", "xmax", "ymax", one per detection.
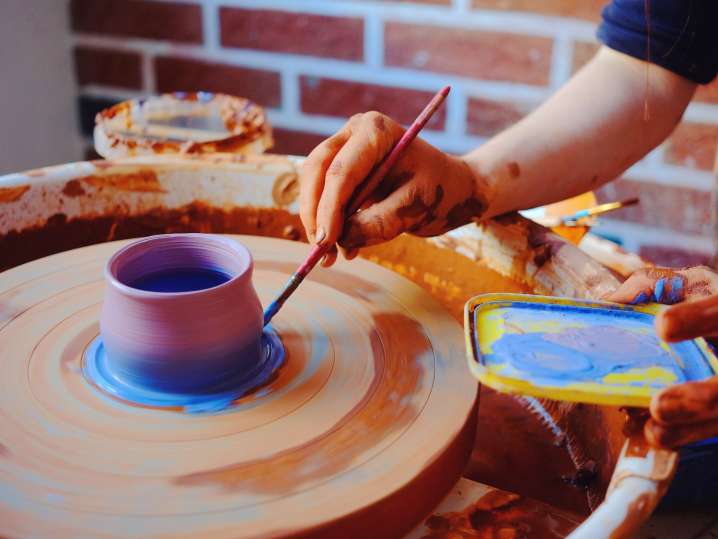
[
  {"xmin": 299, "ymin": 112, "xmax": 490, "ymax": 266},
  {"xmin": 606, "ymin": 266, "xmax": 718, "ymax": 447}
]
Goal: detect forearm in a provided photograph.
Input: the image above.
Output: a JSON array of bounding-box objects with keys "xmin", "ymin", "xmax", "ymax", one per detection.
[{"xmin": 466, "ymin": 46, "xmax": 697, "ymax": 218}]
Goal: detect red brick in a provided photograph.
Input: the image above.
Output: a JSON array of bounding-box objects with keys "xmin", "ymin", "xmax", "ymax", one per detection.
[
  {"xmin": 471, "ymin": 0, "xmax": 606, "ymax": 21},
  {"xmin": 571, "ymin": 41, "xmax": 599, "ymax": 74},
  {"xmin": 639, "ymin": 245, "xmax": 712, "ymax": 268},
  {"xmin": 70, "ymin": 0, "xmax": 202, "ymax": 43},
  {"xmin": 664, "ymin": 122, "xmax": 718, "ymax": 171},
  {"xmin": 220, "ymin": 8, "xmax": 363, "ymax": 61},
  {"xmin": 154, "ymin": 57, "xmax": 281, "ymax": 108},
  {"xmin": 384, "ymin": 22, "xmax": 552, "ymax": 86},
  {"xmin": 596, "ymin": 178, "xmax": 711, "ymax": 236},
  {"xmin": 272, "ymin": 128, "xmax": 328, "ymax": 156},
  {"xmin": 694, "ymin": 78, "xmax": 718, "ymax": 104},
  {"xmin": 74, "ymin": 47, "xmax": 142, "ymax": 89},
  {"xmin": 466, "ymin": 98, "xmax": 530, "ymax": 136},
  {"xmin": 300, "ymin": 77, "xmax": 446, "ymax": 130}
]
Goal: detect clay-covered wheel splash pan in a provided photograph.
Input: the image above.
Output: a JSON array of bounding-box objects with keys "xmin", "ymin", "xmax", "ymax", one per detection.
[{"xmin": 0, "ymin": 235, "xmax": 477, "ymax": 539}]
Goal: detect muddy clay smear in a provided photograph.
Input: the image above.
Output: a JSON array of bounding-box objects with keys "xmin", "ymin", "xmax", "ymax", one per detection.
[{"xmin": 421, "ymin": 489, "xmax": 580, "ymax": 538}]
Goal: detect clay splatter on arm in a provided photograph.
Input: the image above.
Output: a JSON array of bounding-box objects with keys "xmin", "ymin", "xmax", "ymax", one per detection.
[{"xmin": 507, "ymin": 161, "xmax": 521, "ymax": 178}]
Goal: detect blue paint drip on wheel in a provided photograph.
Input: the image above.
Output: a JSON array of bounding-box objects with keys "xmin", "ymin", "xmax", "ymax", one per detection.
[{"xmin": 82, "ymin": 326, "xmax": 285, "ymax": 414}]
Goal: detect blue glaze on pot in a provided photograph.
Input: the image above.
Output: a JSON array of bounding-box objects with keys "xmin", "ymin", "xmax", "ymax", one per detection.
[
  {"xmin": 128, "ymin": 267, "xmax": 231, "ymax": 293},
  {"xmin": 100, "ymin": 234, "xmax": 265, "ymax": 397},
  {"xmin": 83, "ymin": 326, "xmax": 285, "ymax": 414}
]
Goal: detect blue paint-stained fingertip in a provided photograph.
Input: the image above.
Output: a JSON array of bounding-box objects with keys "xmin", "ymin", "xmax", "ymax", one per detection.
[
  {"xmin": 667, "ymin": 276, "xmax": 684, "ymax": 304},
  {"xmin": 653, "ymin": 278, "xmax": 666, "ymax": 303},
  {"xmin": 630, "ymin": 291, "xmax": 650, "ymax": 305}
]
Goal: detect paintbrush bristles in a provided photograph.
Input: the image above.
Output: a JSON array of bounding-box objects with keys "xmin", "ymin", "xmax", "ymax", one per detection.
[
  {"xmin": 262, "ymin": 251, "xmax": 322, "ymax": 325},
  {"xmin": 262, "ymin": 86, "xmax": 451, "ymax": 326}
]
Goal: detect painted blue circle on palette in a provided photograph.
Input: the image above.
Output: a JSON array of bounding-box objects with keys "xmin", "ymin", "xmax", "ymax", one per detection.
[{"xmin": 82, "ymin": 326, "xmax": 285, "ymax": 414}]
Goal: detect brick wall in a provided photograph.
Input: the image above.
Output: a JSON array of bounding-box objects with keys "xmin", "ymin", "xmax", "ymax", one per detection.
[{"xmin": 70, "ymin": 0, "xmax": 717, "ymax": 266}]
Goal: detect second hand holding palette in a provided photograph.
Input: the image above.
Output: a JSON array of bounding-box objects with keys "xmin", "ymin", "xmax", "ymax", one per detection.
[{"xmin": 465, "ymin": 293, "xmax": 718, "ymax": 407}]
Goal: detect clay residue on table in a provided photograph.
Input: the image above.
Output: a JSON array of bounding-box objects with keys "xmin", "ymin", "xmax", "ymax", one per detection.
[{"xmin": 422, "ymin": 488, "xmax": 580, "ymax": 538}]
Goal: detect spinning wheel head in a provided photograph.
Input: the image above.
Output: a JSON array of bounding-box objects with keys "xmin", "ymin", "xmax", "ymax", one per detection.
[{"xmin": 0, "ymin": 235, "xmax": 477, "ymax": 539}]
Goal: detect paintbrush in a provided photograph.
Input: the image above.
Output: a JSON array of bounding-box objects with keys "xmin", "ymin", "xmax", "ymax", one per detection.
[
  {"xmin": 535, "ymin": 197, "xmax": 639, "ymax": 228},
  {"xmin": 263, "ymin": 85, "xmax": 451, "ymax": 326}
]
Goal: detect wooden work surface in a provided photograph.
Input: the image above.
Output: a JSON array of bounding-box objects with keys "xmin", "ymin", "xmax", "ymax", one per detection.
[
  {"xmin": 407, "ymin": 476, "xmax": 718, "ymax": 539},
  {"xmin": 0, "ymin": 236, "xmax": 477, "ymax": 538}
]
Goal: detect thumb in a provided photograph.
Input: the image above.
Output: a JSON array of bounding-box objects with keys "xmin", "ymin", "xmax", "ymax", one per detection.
[
  {"xmin": 339, "ymin": 205, "xmax": 402, "ymax": 249},
  {"xmin": 656, "ymin": 294, "xmax": 718, "ymax": 342}
]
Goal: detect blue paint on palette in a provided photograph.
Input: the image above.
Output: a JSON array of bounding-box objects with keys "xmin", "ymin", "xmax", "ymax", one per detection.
[
  {"xmin": 478, "ymin": 302, "xmax": 716, "ymax": 390},
  {"xmin": 128, "ymin": 267, "xmax": 231, "ymax": 293},
  {"xmin": 82, "ymin": 326, "xmax": 285, "ymax": 414}
]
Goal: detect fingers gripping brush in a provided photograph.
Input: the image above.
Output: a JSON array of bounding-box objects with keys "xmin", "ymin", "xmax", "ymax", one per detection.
[{"xmin": 263, "ymin": 85, "xmax": 451, "ymax": 326}]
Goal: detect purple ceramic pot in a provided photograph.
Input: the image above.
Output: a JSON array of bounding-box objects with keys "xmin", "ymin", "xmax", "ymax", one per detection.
[{"xmin": 100, "ymin": 234, "xmax": 263, "ymax": 393}]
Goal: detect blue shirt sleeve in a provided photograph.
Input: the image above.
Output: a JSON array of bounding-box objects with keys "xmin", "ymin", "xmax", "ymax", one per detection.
[{"xmin": 597, "ymin": 0, "xmax": 718, "ymax": 84}]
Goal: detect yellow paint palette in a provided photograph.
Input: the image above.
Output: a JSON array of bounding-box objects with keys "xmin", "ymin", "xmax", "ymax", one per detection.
[{"xmin": 464, "ymin": 293, "xmax": 718, "ymax": 407}]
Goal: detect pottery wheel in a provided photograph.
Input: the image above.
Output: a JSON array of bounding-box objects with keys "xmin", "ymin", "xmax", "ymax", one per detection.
[{"xmin": 0, "ymin": 235, "xmax": 477, "ymax": 538}]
